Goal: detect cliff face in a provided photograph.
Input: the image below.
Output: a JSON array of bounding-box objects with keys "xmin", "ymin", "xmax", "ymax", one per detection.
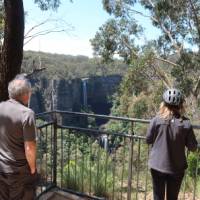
[{"xmin": 30, "ymin": 75, "xmax": 122, "ymax": 117}]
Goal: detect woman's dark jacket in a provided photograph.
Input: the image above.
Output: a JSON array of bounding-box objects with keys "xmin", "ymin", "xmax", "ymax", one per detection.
[{"xmin": 146, "ymin": 115, "xmax": 197, "ymax": 174}]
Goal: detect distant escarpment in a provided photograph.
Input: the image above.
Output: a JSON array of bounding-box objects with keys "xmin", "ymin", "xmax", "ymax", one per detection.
[{"xmin": 30, "ymin": 75, "xmax": 122, "ymax": 118}]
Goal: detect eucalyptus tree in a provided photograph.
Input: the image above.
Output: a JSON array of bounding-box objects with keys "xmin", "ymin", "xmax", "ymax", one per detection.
[
  {"xmin": 91, "ymin": 0, "xmax": 200, "ymax": 118},
  {"xmin": 0, "ymin": 0, "xmax": 3, "ymax": 42},
  {"xmin": 0, "ymin": 0, "xmax": 71, "ymax": 101}
]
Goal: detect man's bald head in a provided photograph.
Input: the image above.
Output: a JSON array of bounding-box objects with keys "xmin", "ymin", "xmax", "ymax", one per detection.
[{"xmin": 8, "ymin": 75, "xmax": 31, "ymax": 102}]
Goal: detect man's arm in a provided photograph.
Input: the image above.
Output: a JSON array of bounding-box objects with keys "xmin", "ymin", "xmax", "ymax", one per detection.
[{"xmin": 25, "ymin": 140, "xmax": 36, "ymax": 174}]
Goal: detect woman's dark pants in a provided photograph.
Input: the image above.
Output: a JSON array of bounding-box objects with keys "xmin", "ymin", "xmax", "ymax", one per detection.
[{"xmin": 151, "ymin": 169, "xmax": 184, "ymax": 200}]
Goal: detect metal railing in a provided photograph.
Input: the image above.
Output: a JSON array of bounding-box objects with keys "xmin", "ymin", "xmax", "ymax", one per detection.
[{"xmin": 36, "ymin": 111, "xmax": 200, "ymax": 200}]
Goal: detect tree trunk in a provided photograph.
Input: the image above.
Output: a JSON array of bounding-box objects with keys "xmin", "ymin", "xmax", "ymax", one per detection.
[{"xmin": 0, "ymin": 0, "xmax": 24, "ymax": 101}]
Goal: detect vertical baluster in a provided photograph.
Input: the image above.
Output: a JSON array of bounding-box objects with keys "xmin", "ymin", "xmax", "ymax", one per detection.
[
  {"xmin": 45, "ymin": 126, "xmax": 48, "ymax": 187},
  {"xmin": 39, "ymin": 128, "xmax": 43, "ymax": 193},
  {"xmin": 136, "ymin": 138, "xmax": 141, "ymax": 200},
  {"xmin": 50, "ymin": 124, "xmax": 53, "ymax": 183},
  {"xmin": 81, "ymin": 134, "xmax": 85, "ymax": 193},
  {"xmin": 67, "ymin": 130, "xmax": 71, "ymax": 188},
  {"xmin": 75, "ymin": 130, "xmax": 78, "ymax": 191},
  {"xmin": 104, "ymin": 134, "xmax": 109, "ymax": 198},
  {"xmin": 183, "ymin": 150, "xmax": 189, "ymax": 200},
  {"xmin": 127, "ymin": 140, "xmax": 134, "ymax": 199},
  {"xmin": 120, "ymin": 138, "xmax": 126, "ymax": 200},
  {"xmin": 96, "ymin": 134, "xmax": 101, "ymax": 195},
  {"xmin": 144, "ymin": 145, "xmax": 150, "ymax": 200},
  {"xmin": 60, "ymin": 128, "xmax": 64, "ymax": 188},
  {"xmin": 53, "ymin": 115, "xmax": 57, "ymax": 187},
  {"xmin": 127, "ymin": 122, "xmax": 134, "ymax": 200},
  {"xmin": 89, "ymin": 136, "xmax": 92, "ymax": 195},
  {"xmin": 193, "ymin": 148, "xmax": 200, "ymax": 200},
  {"xmin": 112, "ymin": 138, "xmax": 117, "ymax": 200}
]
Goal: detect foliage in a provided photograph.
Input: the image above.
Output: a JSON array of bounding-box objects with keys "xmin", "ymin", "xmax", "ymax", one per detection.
[
  {"xmin": 91, "ymin": 0, "xmax": 200, "ymax": 121},
  {"xmin": 187, "ymin": 152, "xmax": 200, "ymax": 178},
  {"xmin": 130, "ymin": 96, "xmax": 148, "ymax": 118},
  {"xmin": 34, "ymin": 0, "xmax": 61, "ymax": 10},
  {"xmin": 171, "ymin": 52, "xmax": 200, "ymax": 97},
  {"xmin": 63, "ymin": 146, "xmax": 114, "ymax": 198},
  {"xmin": 22, "ymin": 51, "xmax": 128, "ymax": 79},
  {"xmin": 106, "ymin": 50, "xmax": 166, "ymax": 121},
  {"xmin": 90, "ymin": 18, "xmax": 142, "ymax": 64},
  {"xmin": 0, "ymin": 0, "xmax": 74, "ymax": 101},
  {"xmin": 36, "ymin": 116, "xmax": 200, "ymax": 199}
]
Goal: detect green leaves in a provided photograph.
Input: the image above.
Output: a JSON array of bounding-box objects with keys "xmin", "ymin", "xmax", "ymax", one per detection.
[
  {"xmin": 94, "ymin": 0, "xmax": 200, "ymax": 119},
  {"xmin": 171, "ymin": 51, "xmax": 200, "ymax": 97},
  {"xmin": 34, "ymin": 0, "xmax": 61, "ymax": 11},
  {"xmin": 91, "ymin": 19, "xmax": 118, "ymax": 62},
  {"xmin": 102, "ymin": 0, "xmax": 136, "ymax": 17},
  {"xmin": 90, "ymin": 18, "xmax": 142, "ymax": 64},
  {"xmin": 187, "ymin": 152, "xmax": 200, "ymax": 178}
]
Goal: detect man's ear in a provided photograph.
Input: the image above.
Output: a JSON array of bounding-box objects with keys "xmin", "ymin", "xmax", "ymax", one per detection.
[{"xmin": 21, "ymin": 93, "xmax": 30, "ymax": 106}]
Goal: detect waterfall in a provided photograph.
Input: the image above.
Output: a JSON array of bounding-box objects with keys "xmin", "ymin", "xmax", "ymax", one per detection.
[
  {"xmin": 103, "ymin": 135, "xmax": 108, "ymax": 150},
  {"xmin": 100, "ymin": 135, "xmax": 108, "ymax": 151},
  {"xmin": 51, "ymin": 79, "xmax": 57, "ymax": 110},
  {"xmin": 82, "ymin": 78, "xmax": 89, "ymax": 108}
]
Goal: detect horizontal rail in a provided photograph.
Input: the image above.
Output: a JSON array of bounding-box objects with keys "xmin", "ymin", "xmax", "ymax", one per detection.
[
  {"xmin": 35, "ymin": 110, "xmax": 200, "ymax": 129},
  {"xmin": 36, "ymin": 111, "xmax": 55, "ymax": 118},
  {"xmin": 57, "ymin": 124, "xmax": 146, "ymax": 139},
  {"xmin": 55, "ymin": 110, "xmax": 150, "ymax": 123},
  {"xmin": 37, "ymin": 121, "xmax": 54, "ymax": 129}
]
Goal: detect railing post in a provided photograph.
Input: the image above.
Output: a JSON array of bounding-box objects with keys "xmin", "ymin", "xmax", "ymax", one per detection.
[
  {"xmin": 193, "ymin": 148, "xmax": 200, "ymax": 200},
  {"xmin": 127, "ymin": 138, "xmax": 134, "ymax": 200},
  {"xmin": 53, "ymin": 112, "xmax": 57, "ymax": 186},
  {"xmin": 127, "ymin": 122, "xmax": 134, "ymax": 200}
]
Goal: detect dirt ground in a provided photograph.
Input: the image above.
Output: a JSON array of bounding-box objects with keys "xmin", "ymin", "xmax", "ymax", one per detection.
[{"xmin": 145, "ymin": 192, "xmax": 200, "ymax": 200}]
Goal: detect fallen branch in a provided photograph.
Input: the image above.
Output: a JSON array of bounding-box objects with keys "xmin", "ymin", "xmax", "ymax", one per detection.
[{"xmin": 26, "ymin": 67, "xmax": 46, "ymax": 78}]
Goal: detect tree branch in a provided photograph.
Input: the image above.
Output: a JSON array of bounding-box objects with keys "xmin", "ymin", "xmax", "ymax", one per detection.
[
  {"xmin": 24, "ymin": 18, "xmax": 74, "ymax": 46},
  {"xmin": 26, "ymin": 67, "xmax": 46, "ymax": 78},
  {"xmin": 24, "ymin": 19, "xmax": 49, "ymax": 38},
  {"xmin": 24, "ymin": 29, "xmax": 66, "ymax": 45},
  {"xmin": 140, "ymin": 70, "xmax": 156, "ymax": 85},
  {"xmin": 121, "ymin": 31, "xmax": 177, "ymax": 87},
  {"xmin": 154, "ymin": 56, "xmax": 180, "ymax": 67},
  {"xmin": 193, "ymin": 76, "xmax": 200, "ymax": 97},
  {"xmin": 146, "ymin": 0, "xmax": 155, "ymax": 8},
  {"xmin": 188, "ymin": 0, "xmax": 200, "ymax": 49},
  {"xmin": 158, "ymin": 21, "xmax": 182, "ymax": 54},
  {"xmin": 128, "ymin": 2, "xmax": 183, "ymax": 55},
  {"xmin": 121, "ymin": 37, "xmax": 138, "ymax": 58},
  {"xmin": 151, "ymin": 63, "xmax": 172, "ymax": 88}
]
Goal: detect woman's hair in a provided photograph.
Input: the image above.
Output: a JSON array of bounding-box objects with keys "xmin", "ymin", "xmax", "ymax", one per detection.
[{"xmin": 158, "ymin": 101, "xmax": 185, "ymax": 120}]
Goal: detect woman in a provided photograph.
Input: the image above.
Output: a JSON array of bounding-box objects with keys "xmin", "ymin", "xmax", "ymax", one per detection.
[{"xmin": 146, "ymin": 88, "xmax": 197, "ymax": 200}]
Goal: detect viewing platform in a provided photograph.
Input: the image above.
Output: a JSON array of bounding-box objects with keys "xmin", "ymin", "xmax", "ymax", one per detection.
[
  {"xmin": 38, "ymin": 187, "xmax": 88, "ymax": 200},
  {"xmin": 36, "ymin": 111, "xmax": 200, "ymax": 200}
]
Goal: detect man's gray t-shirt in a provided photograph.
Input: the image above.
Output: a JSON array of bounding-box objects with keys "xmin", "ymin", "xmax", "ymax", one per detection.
[{"xmin": 0, "ymin": 99, "xmax": 36, "ymax": 173}]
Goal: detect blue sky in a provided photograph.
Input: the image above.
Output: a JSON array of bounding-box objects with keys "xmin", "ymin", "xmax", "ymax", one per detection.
[{"xmin": 24, "ymin": 0, "xmax": 159, "ymax": 57}]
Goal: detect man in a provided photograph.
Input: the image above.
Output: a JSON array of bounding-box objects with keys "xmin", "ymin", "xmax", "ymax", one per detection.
[{"xmin": 0, "ymin": 74, "xmax": 37, "ymax": 200}]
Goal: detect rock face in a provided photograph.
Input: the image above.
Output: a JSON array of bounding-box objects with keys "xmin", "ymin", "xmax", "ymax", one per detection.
[{"xmin": 30, "ymin": 75, "xmax": 122, "ymax": 118}]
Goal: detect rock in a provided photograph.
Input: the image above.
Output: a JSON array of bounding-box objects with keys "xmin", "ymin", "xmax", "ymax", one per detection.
[{"xmin": 30, "ymin": 75, "xmax": 122, "ymax": 125}]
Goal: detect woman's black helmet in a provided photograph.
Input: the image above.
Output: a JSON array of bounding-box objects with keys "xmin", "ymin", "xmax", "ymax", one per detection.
[{"xmin": 163, "ymin": 88, "xmax": 183, "ymax": 106}]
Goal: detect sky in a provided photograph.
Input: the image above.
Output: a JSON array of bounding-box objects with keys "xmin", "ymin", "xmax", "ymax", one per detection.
[{"xmin": 23, "ymin": 0, "xmax": 160, "ymax": 57}]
